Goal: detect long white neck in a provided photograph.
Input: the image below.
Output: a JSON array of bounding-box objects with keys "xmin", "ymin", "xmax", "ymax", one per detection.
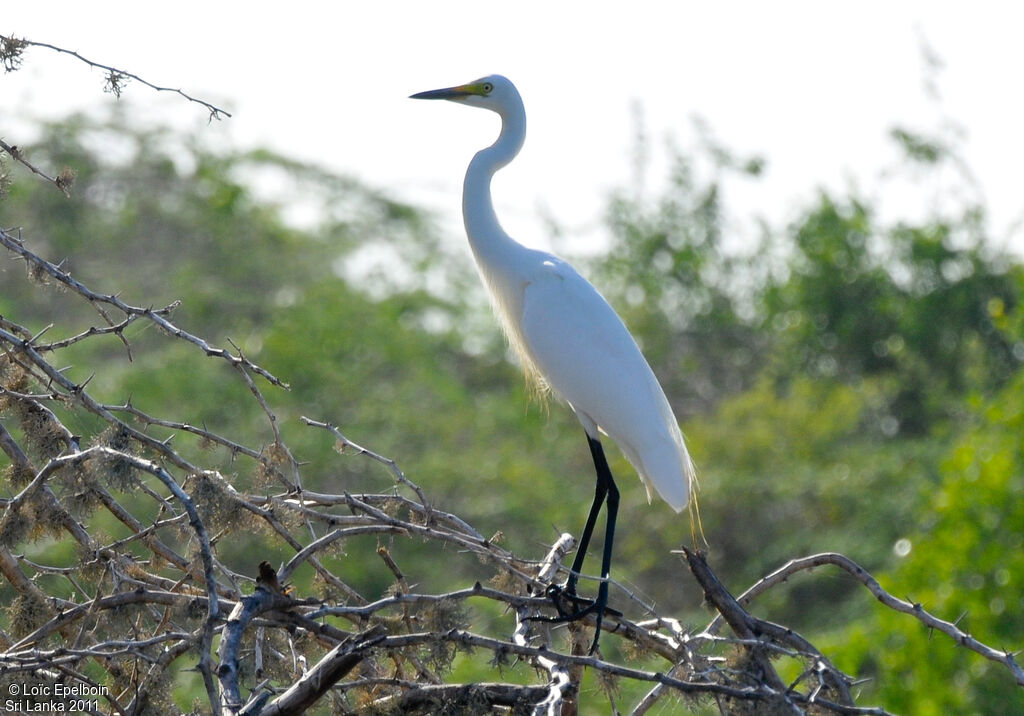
[{"xmin": 462, "ymin": 99, "xmax": 527, "ymax": 270}]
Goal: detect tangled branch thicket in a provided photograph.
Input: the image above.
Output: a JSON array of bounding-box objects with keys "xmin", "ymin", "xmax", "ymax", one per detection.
[{"xmin": 0, "ymin": 228, "xmax": 1021, "ymax": 716}]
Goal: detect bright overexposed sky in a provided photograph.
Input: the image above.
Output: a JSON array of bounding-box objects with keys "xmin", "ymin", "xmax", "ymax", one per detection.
[{"xmin": 4, "ymin": 2, "xmax": 1024, "ymax": 254}]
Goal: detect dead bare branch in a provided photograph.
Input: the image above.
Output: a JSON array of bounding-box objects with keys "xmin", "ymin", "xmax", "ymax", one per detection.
[
  {"xmin": 3, "ymin": 36, "xmax": 231, "ymax": 120},
  {"xmin": 708, "ymin": 551, "xmax": 1024, "ymax": 687}
]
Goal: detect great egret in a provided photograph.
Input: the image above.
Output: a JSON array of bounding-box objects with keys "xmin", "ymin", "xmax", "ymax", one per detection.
[{"xmin": 411, "ymin": 75, "xmax": 696, "ymax": 652}]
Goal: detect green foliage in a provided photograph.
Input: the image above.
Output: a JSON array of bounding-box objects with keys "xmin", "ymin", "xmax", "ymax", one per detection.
[
  {"xmin": 833, "ymin": 367, "xmax": 1024, "ymax": 714},
  {"xmin": 763, "ymin": 193, "xmax": 1020, "ymax": 434},
  {"xmin": 598, "ymin": 134, "xmax": 766, "ymax": 415},
  {"xmin": 2, "ymin": 107, "xmax": 1022, "ymax": 713}
]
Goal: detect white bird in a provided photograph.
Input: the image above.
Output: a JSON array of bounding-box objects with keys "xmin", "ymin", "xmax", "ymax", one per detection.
[{"xmin": 411, "ymin": 75, "xmax": 696, "ymax": 651}]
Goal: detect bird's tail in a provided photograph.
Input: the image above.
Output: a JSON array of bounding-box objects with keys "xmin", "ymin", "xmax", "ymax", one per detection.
[{"xmin": 627, "ymin": 423, "xmax": 696, "ymax": 514}]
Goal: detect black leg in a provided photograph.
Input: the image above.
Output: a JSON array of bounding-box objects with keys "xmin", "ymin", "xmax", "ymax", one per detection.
[
  {"xmin": 585, "ymin": 434, "xmax": 618, "ymax": 653},
  {"xmin": 565, "ymin": 433, "xmax": 611, "ymax": 595},
  {"xmin": 534, "ymin": 432, "xmax": 620, "ymax": 653},
  {"xmin": 553, "ymin": 433, "xmax": 619, "ymax": 652}
]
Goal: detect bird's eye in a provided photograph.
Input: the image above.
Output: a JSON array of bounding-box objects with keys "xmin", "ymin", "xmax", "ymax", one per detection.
[{"xmin": 482, "ymin": 82, "xmax": 493, "ymax": 94}]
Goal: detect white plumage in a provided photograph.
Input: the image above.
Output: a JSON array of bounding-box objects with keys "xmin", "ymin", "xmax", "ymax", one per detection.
[
  {"xmin": 412, "ymin": 74, "xmax": 696, "ymax": 651},
  {"xmin": 519, "ymin": 255, "xmax": 694, "ymax": 511}
]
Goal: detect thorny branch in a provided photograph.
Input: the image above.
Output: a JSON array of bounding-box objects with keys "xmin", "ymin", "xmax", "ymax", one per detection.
[
  {"xmin": 0, "ymin": 138, "xmax": 75, "ymax": 197},
  {"xmin": 1, "ymin": 35, "xmax": 231, "ymax": 120},
  {"xmin": 706, "ymin": 551, "xmax": 1024, "ymax": 688},
  {"xmin": 1, "ymin": 34, "xmax": 230, "ymax": 199},
  {"xmin": 0, "ymin": 230, "xmax": 1020, "ymax": 716}
]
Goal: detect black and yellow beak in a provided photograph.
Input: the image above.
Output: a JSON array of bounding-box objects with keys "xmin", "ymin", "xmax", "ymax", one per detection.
[{"xmin": 410, "ymin": 82, "xmax": 486, "ymax": 101}]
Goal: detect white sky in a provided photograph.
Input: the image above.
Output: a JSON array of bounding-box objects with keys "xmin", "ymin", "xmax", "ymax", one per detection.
[{"xmin": 5, "ymin": 2, "xmax": 1024, "ymax": 255}]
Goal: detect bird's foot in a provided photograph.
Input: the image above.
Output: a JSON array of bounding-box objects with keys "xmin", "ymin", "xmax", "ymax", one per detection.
[
  {"xmin": 527, "ymin": 582, "xmax": 619, "ymax": 654},
  {"xmin": 543, "ymin": 583, "xmax": 595, "ymax": 619}
]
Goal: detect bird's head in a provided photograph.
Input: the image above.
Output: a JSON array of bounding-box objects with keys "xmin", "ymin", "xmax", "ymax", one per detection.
[{"xmin": 410, "ymin": 74, "xmax": 521, "ymax": 117}]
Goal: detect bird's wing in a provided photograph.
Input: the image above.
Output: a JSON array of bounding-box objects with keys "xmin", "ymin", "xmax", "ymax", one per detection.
[{"xmin": 519, "ymin": 258, "xmax": 693, "ymax": 511}]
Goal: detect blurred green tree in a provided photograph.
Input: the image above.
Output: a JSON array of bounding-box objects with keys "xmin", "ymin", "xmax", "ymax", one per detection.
[
  {"xmin": 2, "ymin": 106, "xmax": 1021, "ymax": 713},
  {"xmin": 836, "ymin": 356, "xmax": 1024, "ymax": 713}
]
